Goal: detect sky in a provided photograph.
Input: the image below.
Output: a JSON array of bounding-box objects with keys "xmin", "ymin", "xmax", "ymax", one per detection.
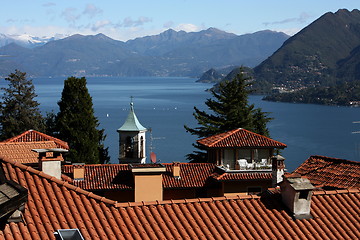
[{"xmin": 1, "ymin": 1, "xmax": 359, "ymax": 41}]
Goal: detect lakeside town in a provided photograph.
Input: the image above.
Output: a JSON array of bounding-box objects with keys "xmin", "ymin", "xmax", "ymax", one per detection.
[
  {"xmin": 0, "ymin": 71, "xmax": 359, "ymax": 239},
  {"xmin": 0, "ymin": 2, "xmax": 360, "ymax": 239}
]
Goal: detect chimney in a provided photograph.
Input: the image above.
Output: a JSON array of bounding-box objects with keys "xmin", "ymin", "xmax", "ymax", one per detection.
[
  {"xmin": 33, "ymin": 148, "xmax": 68, "ymax": 179},
  {"xmin": 172, "ymin": 162, "xmax": 181, "ymax": 179},
  {"xmin": 73, "ymin": 163, "xmax": 85, "ymax": 180},
  {"xmin": 280, "ymin": 173, "xmax": 315, "ymax": 219},
  {"xmin": 272, "ymin": 155, "xmax": 285, "ymax": 187},
  {"xmin": 131, "ymin": 164, "xmax": 166, "ymax": 202}
]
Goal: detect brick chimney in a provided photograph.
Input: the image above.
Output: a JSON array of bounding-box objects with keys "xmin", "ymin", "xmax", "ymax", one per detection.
[
  {"xmin": 272, "ymin": 155, "xmax": 285, "ymax": 187},
  {"xmin": 33, "ymin": 148, "xmax": 68, "ymax": 179},
  {"xmin": 131, "ymin": 164, "xmax": 166, "ymax": 202},
  {"xmin": 172, "ymin": 162, "xmax": 181, "ymax": 179},
  {"xmin": 280, "ymin": 173, "xmax": 315, "ymax": 219}
]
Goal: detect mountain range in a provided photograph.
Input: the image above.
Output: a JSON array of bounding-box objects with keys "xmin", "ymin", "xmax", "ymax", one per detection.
[
  {"xmin": 0, "ymin": 28, "xmax": 289, "ymax": 77},
  {"xmin": 0, "ymin": 33, "xmax": 62, "ymax": 49}
]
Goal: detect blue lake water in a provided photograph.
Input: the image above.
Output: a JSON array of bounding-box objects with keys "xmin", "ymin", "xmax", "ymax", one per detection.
[{"xmin": 12, "ymin": 77, "xmax": 360, "ymax": 171}]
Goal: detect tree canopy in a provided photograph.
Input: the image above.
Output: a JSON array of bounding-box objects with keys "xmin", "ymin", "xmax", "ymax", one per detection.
[
  {"xmin": 185, "ymin": 67, "xmax": 272, "ymax": 162},
  {"xmin": 56, "ymin": 76, "xmax": 109, "ymax": 164},
  {"xmin": 0, "ymin": 70, "xmax": 45, "ymax": 140}
]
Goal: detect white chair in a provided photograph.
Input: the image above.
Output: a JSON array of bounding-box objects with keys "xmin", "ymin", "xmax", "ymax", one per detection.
[
  {"xmin": 261, "ymin": 159, "xmax": 267, "ymax": 165},
  {"xmin": 237, "ymin": 159, "xmax": 247, "ymax": 169},
  {"xmin": 247, "ymin": 163, "xmax": 254, "ymax": 169}
]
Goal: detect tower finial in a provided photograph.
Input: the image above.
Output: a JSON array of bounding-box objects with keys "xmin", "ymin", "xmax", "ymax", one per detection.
[{"xmin": 130, "ymin": 96, "xmax": 134, "ymax": 109}]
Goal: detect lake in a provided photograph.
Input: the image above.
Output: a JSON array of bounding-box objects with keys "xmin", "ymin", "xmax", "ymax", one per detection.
[{"xmin": 20, "ymin": 77, "xmax": 360, "ymax": 171}]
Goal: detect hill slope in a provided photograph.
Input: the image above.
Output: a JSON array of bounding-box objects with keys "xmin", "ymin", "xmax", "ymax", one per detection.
[
  {"xmin": 253, "ymin": 9, "xmax": 360, "ymax": 106},
  {"xmin": 254, "ymin": 9, "xmax": 360, "ymax": 90}
]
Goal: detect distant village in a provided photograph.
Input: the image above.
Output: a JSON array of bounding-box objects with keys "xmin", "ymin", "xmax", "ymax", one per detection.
[{"xmin": 0, "ymin": 99, "xmax": 359, "ymax": 239}]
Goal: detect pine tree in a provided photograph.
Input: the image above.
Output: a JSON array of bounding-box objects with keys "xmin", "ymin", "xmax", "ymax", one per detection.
[
  {"xmin": 0, "ymin": 70, "xmax": 45, "ymax": 140},
  {"xmin": 184, "ymin": 67, "xmax": 272, "ymax": 162},
  {"xmin": 56, "ymin": 76, "xmax": 109, "ymax": 164}
]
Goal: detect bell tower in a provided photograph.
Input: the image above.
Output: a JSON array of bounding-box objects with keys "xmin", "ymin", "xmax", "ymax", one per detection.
[{"xmin": 117, "ymin": 100, "xmax": 147, "ymax": 164}]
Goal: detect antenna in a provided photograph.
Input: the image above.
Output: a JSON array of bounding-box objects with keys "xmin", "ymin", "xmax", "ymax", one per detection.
[
  {"xmin": 148, "ymin": 127, "xmax": 165, "ymax": 163},
  {"xmin": 148, "ymin": 128, "xmax": 165, "ymax": 153}
]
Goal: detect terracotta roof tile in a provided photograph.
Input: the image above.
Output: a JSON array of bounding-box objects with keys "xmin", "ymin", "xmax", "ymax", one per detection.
[
  {"xmin": 62, "ymin": 163, "xmax": 217, "ymax": 190},
  {"xmin": 211, "ymin": 171, "xmax": 272, "ymax": 181},
  {"xmin": 0, "ymin": 141, "xmax": 64, "ymax": 164},
  {"xmin": 197, "ymin": 128, "xmax": 287, "ymax": 148},
  {"xmin": 1, "ymin": 156, "xmax": 359, "ymax": 239},
  {"xmin": 3, "ymin": 130, "xmax": 69, "ymax": 149},
  {"xmin": 293, "ymin": 155, "xmax": 360, "ymax": 189}
]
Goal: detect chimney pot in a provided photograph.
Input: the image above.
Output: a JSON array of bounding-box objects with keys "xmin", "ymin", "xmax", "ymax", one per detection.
[
  {"xmin": 280, "ymin": 174, "xmax": 314, "ymax": 219},
  {"xmin": 32, "ymin": 148, "xmax": 68, "ymax": 179},
  {"xmin": 130, "ymin": 164, "xmax": 166, "ymax": 202},
  {"xmin": 172, "ymin": 162, "xmax": 181, "ymax": 179},
  {"xmin": 73, "ymin": 163, "xmax": 85, "ymax": 180},
  {"xmin": 272, "ymin": 155, "xmax": 285, "ymax": 187}
]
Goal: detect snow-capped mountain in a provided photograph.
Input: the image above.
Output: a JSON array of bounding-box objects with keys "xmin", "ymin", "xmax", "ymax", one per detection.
[{"xmin": 0, "ymin": 33, "xmax": 64, "ymax": 48}]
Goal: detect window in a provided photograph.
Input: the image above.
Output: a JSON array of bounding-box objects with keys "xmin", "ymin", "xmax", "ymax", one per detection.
[
  {"xmin": 125, "ymin": 136, "xmax": 134, "ymax": 158},
  {"xmin": 238, "ymin": 149, "xmax": 251, "ymax": 163},
  {"xmin": 140, "ymin": 136, "xmax": 144, "ymax": 158},
  {"xmin": 55, "ymin": 229, "xmax": 84, "ymax": 240}
]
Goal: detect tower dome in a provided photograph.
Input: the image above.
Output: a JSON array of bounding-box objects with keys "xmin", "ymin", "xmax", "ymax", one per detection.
[{"xmin": 117, "ymin": 101, "xmax": 147, "ymax": 164}]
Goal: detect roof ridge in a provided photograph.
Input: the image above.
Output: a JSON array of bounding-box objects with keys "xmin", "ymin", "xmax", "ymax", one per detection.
[
  {"xmin": 115, "ymin": 193, "xmax": 261, "ymax": 208},
  {"xmin": 1, "ymin": 129, "xmax": 69, "ymax": 149},
  {"xmin": 201, "ymin": 129, "xmax": 239, "ymax": 147},
  {"xmin": 310, "ymin": 155, "xmax": 360, "ymax": 164},
  {"xmin": 163, "ymin": 162, "xmax": 216, "ymax": 166},
  {"xmin": 312, "ymin": 187, "xmax": 360, "ymax": 195},
  {"xmin": 0, "ymin": 140, "xmax": 58, "ymax": 145},
  {"xmin": 210, "ymin": 129, "xmax": 239, "ymax": 147},
  {"xmin": 0, "ymin": 155, "xmax": 117, "ymax": 206},
  {"xmin": 29, "ymin": 130, "xmax": 69, "ymax": 148},
  {"xmin": 240, "ymin": 128, "xmax": 287, "ymax": 146},
  {"xmin": 198, "ymin": 128, "xmax": 287, "ymax": 148},
  {"xmin": 1, "ymin": 129, "xmax": 34, "ymax": 142},
  {"xmin": 63, "ymin": 162, "xmax": 217, "ymax": 168}
]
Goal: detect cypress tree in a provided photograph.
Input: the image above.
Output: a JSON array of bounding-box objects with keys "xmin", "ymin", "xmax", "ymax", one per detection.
[
  {"xmin": 184, "ymin": 67, "xmax": 272, "ymax": 162},
  {"xmin": 56, "ymin": 76, "xmax": 109, "ymax": 164},
  {"xmin": 0, "ymin": 70, "xmax": 45, "ymax": 140}
]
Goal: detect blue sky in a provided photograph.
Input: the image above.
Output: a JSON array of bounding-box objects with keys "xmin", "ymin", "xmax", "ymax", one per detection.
[{"xmin": 1, "ymin": 1, "xmax": 359, "ymax": 41}]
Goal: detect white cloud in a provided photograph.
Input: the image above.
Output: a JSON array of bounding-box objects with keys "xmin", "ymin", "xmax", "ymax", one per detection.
[
  {"xmin": 83, "ymin": 4, "xmax": 103, "ymax": 19},
  {"xmin": 174, "ymin": 23, "xmax": 202, "ymax": 32},
  {"xmin": 6, "ymin": 18, "xmax": 33, "ymax": 24},
  {"xmin": 61, "ymin": 8, "xmax": 80, "ymax": 23},
  {"xmin": 42, "ymin": 2, "xmax": 56, "ymax": 7},
  {"xmin": 163, "ymin": 21, "xmax": 174, "ymax": 29},
  {"xmin": 0, "ymin": 25, "xmax": 69, "ymax": 38},
  {"xmin": 263, "ymin": 12, "xmax": 312, "ymax": 26},
  {"xmin": 120, "ymin": 16, "xmax": 152, "ymax": 28},
  {"xmin": 91, "ymin": 20, "xmax": 112, "ymax": 31}
]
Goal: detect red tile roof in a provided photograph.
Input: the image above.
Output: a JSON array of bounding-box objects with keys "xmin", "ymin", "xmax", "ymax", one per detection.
[
  {"xmin": 62, "ymin": 163, "xmax": 217, "ymax": 190},
  {"xmin": 293, "ymin": 155, "xmax": 360, "ymax": 189},
  {"xmin": 0, "ymin": 141, "xmax": 64, "ymax": 164},
  {"xmin": 197, "ymin": 128, "xmax": 287, "ymax": 148},
  {"xmin": 211, "ymin": 171, "xmax": 272, "ymax": 181},
  {"xmin": 2, "ymin": 130, "xmax": 69, "ymax": 149},
  {"xmin": 1, "ymin": 156, "xmax": 359, "ymax": 239}
]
